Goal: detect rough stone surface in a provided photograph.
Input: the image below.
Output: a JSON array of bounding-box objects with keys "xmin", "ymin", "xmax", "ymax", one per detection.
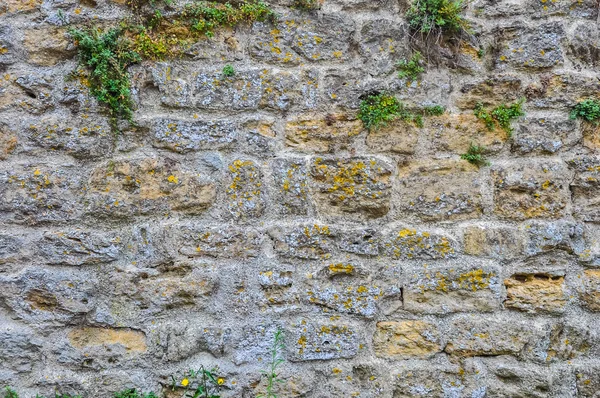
[{"xmin": 3, "ymin": 0, "xmax": 600, "ymax": 396}]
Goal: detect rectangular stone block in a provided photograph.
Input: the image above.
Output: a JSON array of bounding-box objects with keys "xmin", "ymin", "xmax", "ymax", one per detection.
[
  {"xmin": 271, "ymin": 158, "xmax": 310, "ymax": 216},
  {"xmin": 285, "ymin": 113, "xmax": 362, "ymax": 153},
  {"xmin": 492, "ymin": 160, "xmax": 570, "ymax": 220},
  {"xmin": 504, "ymin": 273, "xmax": 566, "ymax": 313},
  {"xmin": 373, "ymin": 320, "xmax": 441, "ymax": 359},
  {"xmin": 381, "ymin": 227, "xmax": 457, "ymax": 260},
  {"xmin": 151, "ymin": 118, "xmax": 237, "ymax": 153},
  {"xmin": 287, "ymin": 320, "xmax": 359, "ymax": 361},
  {"xmin": 463, "ymin": 225, "xmax": 524, "ymax": 260},
  {"xmin": 178, "ymin": 226, "xmax": 262, "ymax": 258},
  {"xmin": 397, "ymin": 160, "xmax": 483, "ymax": 221},
  {"xmin": 269, "ymin": 224, "xmax": 335, "ymax": 260},
  {"xmin": 567, "ymin": 156, "xmax": 600, "ymax": 222}
]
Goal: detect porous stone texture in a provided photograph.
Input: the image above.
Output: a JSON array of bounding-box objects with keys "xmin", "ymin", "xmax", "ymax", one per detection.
[{"xmin": 2, "ymin": 0, "xmax": 600, "ymax": 396}]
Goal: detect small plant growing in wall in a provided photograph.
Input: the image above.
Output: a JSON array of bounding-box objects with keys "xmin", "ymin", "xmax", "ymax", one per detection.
[
  {"xmin": 358, "ymin": 93, "xmax": 414, "ymax": 129},
  {"xmin": 397, "ymin": 51, "xmax": 425, "ymax": 81},
  {"xmin": 405, "ymin": 0, "xmax": 470, "ymax": 36},
  {"xmin": 570, "ymin": 99, "xmax": 600, "ymax": 124},
  {"xmin": 257, "ymin": 328, "xmax": 286, "ymax": 398},
  {"xmin": 461, "ymin": 143, "xmax": 489, "ymax": 167},
  {"xmin": 171, "ymin": 366, "xmax": 224, "ymax": 398},
  {"xmin": 222, "ymin": 64, "xmax": 235, "ymax": 77},
  {"xmin": 473, "ymin": 99, "xmax": 525, "ymax": 136},
  {"xmin": 114, "ymin": 389, "xmax": 159, "ymax": 398},
  {"xmin": 293, "ymin": 0, "xmax": 321, "ymax": 10}
]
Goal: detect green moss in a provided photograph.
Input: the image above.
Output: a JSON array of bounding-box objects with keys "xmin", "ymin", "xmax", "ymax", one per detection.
[
  {"xmin": 460, "ymin": 144, "xmax": 490, "ymax": 167},
  {"xmin": 570, "ymin": 99, "xmax": 600, "ymax": 124},
  {"xmin": 474, "ymin": 99, "xmax": 525, "ymax": 135},
  {"xmin": 397, "ymin": 51, "xmax": 425, "ymax": 81},
  {"xmin": 406, "ymin": 0, "xmax": 470, "ymax": 35},
  {"xmin": 222, "ymin": 64, "xmax": 235, "ymax": 77},
  {"xmin": 423, "ymin": 104, "xmax": 445, "ymax": 116}
]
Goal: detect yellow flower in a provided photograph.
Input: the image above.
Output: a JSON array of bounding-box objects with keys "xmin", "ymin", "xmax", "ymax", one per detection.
[
  {"xmin": 217, "ymin": 378, "xmax": 225, "ymax": 385},
  {"xmin": 181, "ymin": 378, "xmax": 189, "ymax": 387}
]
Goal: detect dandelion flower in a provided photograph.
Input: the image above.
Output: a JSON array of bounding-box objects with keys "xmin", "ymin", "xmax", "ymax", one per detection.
[
  {"xmin": 217, "ymin": 378, "xmax": 225, "ymax": 385},
  {"xmin": 181, "ymin": 378, "xmax": 189, "ymax": 387}
]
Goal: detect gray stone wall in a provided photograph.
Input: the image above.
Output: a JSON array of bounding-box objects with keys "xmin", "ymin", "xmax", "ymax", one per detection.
[{"xmin": 1, "ymin": 0, "xmax": 600, "ymax": 396}]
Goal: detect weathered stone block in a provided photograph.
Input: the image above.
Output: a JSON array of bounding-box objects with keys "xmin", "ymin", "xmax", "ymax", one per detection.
[
  {"xmin": 285, "ymin": 113, "xmax": 362, "ymax": 153},
  {"xmin": 445, "ymin": 316, "xmax": 538, "ymax": 357},
  {"xmin": 423, "ymin": 113, "xmax": 508, "ymax": 154},
  {"xmin": 226, "ymin": 159, "xmax": 265, "ymax": 219},
  {"xmin": 152, "ymin": 322, "xmax": 228, "ymax": 361},
  {"xmin": 392, "ymin": 363, "xmax": 483, "ymax": 398},
  {"xmin": 576, "ymin": 366, "xmax": 600, "ymax": 397},
  {"xmin": 358, "ymin": 19, "xmax": 408, "ymax": 76},
  {"xmin": 287, "ymin": 321, "xmax": 359, "ymax": 361},
  {"xmin": 456, "ymin": 76, "xmax": 523, "ymax": 109},
  {"xmin": 271, "ymin": 158, "xmax": 310, "ymax": 216},
  {"xmin": 86, "ymin": 157, "xmax": 215, "ymax": 218},
  {"xmin": 178, "ymin": 226, "xmax": 262, "ymax": 258},
  {"xmin": 404, "ymin": 264, "xmax": 501, "ymax": 314},
  {"xmin": 483, "ymin": 358, "xmax": 555, "ymax": 398},
  {"xmin": 381, "ymin": 227, "xmax": 457, "ymax": 260},
  {"xmin": 579, "ymin": 269, "xmax": 600, "ymax": 311},
  {"xmin": 269, "ymin": 224, "xmax": 334, "ymax": 260},
  {"xmin": 567, "ymin": 156, "xmax": 600, "ymax": 222},
  {"xmin": 151, "ymin": 118, "xmax": 237, "ymax": 153},
  {"xmin": 0, "ymin": 323, "xmax": 41, "ymax": 376},
  {"xmin": 305, "ymin": 280, "xmax": 385, "ymax": 318},
  {"xmin": 310, "ymin": 157, "xmax": 392, "ymax": 219},
  {"xmin": 463, "ymin": 225, "xmax": 524, "ymax": 260},
  {"xmin": 0, "ymin": 268, "xmax": 97, "ymax": 327},
  {"xmin": 0, "ymin": 123, "xmax": 17, "ymax": 160},
  {"xmin": 0, "ymin": 164, "xmax": 84, "ymax": 224},
  {"xmin": 547, "ymin": 321, "xmax": 595, "ymax": 361},
  {"xmin": 24, "ymin": 27, "xmax": 73, "ymax": 66},
  {"xmin": 37, "ymin": 230, "xmax": 120, "ymax": 266},
  {"xmin": 25, "ymin": 116, "xmax": 113, "ymax": 159},
  {"xmin": 0, "ymin": 233, "xmax": 23, "ymax": 265},
  {"xmin": 513, "ymin": 117, "xmax": 580, "ymax": 154},
  {"xmin": 523, "ymin": 221, "xmax": 585, "ymax": 256},
  {"xmin": 69, "ymin": 327, "xmax": 147, "ymax": 353},
  {"xmin": 373, "ymin": 321, "xmax": 441, "ymax": 359},
  {"xmin": 397, "ymin": 160, "xmax": 482, "ymax": 221},
  {"xmin": 250, "ymin": 14, "xmax": 354, "ymax": 64},
  {"xmin": 337, "ymin": 228, "xmax": 380, "ymax": 256},
  {"xmin": 492, "ymin": 160, "xmax": 570, "ymax": 220},
  {"xmin": 504, "ymin": 273, "xmax": 566, "ymax": 313},
  {"xmin": 365, "ymin": 118, "xmax": 419, "ymax": 154},
  {"xmin": 569, "ymin": 23, "xmax": 600, "ymax": 67},
  {"xmin": 259, "ymin": 269, "xmax": 297, "ymax": 307},
  {"xmin": 495, "ymin": 22, "xmax": 565, "ymax": 70}
]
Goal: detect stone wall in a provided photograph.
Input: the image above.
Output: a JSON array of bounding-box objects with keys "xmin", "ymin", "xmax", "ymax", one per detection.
[{"xmin": 1, "ymin": 0, "xmax": 600, "ymax": 396}]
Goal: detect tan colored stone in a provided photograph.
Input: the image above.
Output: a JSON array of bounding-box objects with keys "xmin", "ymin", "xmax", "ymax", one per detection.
[
  {"xmin": 492, "ymin": 160, "xmax": 570, "ymax": 220},
  {"xmin": 365, "ymin": 118, "xmax": 419, "ymax": 154},
  {"xmin": 463, "ymin": 225, "xmax": 523, "ymax": 260},
  {"xmin": 583, "ymin": 123, "xmax": 600, "ymax": 150},
  {"xmin": 504, "ymin": 274, "xmax": 566, "ymax": 313},
  {"xmin": 456, "ymin": 76, "xmax": 523, "ymax": 109},
  {"xmin": 423, "ymin": 113, "xmax": 508, "ymax": 154},
  {"xmin": 397, "ymin": 160, "xmax": 482, "ymax": 221},
  {"xmin": 0, "ymin": 0, "xmax": 41, "ymax": 13},
  {"xmin": 579, "ymin": 270, "xmax": 600, "ymax": 311},
  {"xmin": 285, "ymin": 113, "xmax": 362, "ymax": 152},
  {"xmin": 0, "ymin": 126, "xmax": 17, "ymax": 160},
  {"xmin": 373, "ymin": 321, "xmax": 441, "ymax": 359},
  {"xmin": 68, "ymin": 327, "xmax": 147, "ymax": 352},
  {"xmin": 24, "ymin": 27, "xmax": 72, "ymax": 66},
  {"xmin": 87, "ymin": 157, "xmax": 215, "ymax": 217}
]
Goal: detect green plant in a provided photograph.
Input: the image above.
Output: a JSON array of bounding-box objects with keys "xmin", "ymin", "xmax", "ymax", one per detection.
[
  {"xmin": 69, "ymin": 26, "xmax": 141, "ymax": 129},
  {"xmin": 114, "ymin": 389, "xmax": 159, "ymax": 398},
  {"xmin": 3, "ymin": 387, "xmax": 18, "ymax": 398},
  {"xmin": 474, "ymin": 99, "xmax": 525, "ymax": 135},
  {"xmin": 222, "ymin": 64, "xmax": 235, "ymax": 77},
  {"xmin": 570, "ymin": 99, "xmax": 600, "ymax": 124},
  {"xmin": 397, "ymin": 51, "xmax": 425, "ymax": 81},
  {"xmin": 461, "ymin": 143, "xmax": 490, "ymax": 167},
  {"xmin": 423, "ymin": 104, "xmax": 445, "ymax": 115},
  {"xmin": 171, "ymin": 366, "xmax": 223, "ymax": 398},
  {"xmin": 293, "ymin": 0, "xmax": 320, "ymax": 10},
  {"xmin": 257, "ymin": 328, "xmax": 285, "ymax": 398},
  {"xmin": 358, "ymin": 93, "xmax": 414, "ymax": 129},
  {"xmin": 406, "ymin": 0, "xmax": 470, "ymax": 35}
]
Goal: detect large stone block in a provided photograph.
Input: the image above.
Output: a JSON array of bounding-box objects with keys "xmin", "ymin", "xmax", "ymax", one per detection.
[
  {"xmin": 381, "ymin": 227, "xmax": 457, "ymax": 260},
  {"xmin": 492, "ymin": 160, "xmax": 571, "ymax": 220},
  {"xmin": 373, "ymin": 320, "xmax": 441, "ymax": 359},
  {"xmin": 226, "ymin": 159, "xmax": 265, "ymax": 219},
  {"xmin": 269, "ymin": 224, "xmax": 334, "ymax": 260},
  {"xmin": 86, "ymin": 157, "xmax": 215, "ymax": 218},
  {"xmin": 0, "ymin": 164, "xmax": 84, "ymax": 224},
  {"xmin": 495, "ymin": 22, "xmax": 565, "ymax": 70},
  {"xmin": 504, "ymin": 273, "xmax": 566, "ymax": 313},
  {"xmin": 271, "ymin": 158, "xmax": 310, "ymax": 216},
  {"xmin": 365, "ymin": 118, "xmax": 419, "ymax": 154},
  {"xmin": 304, "ymin": 280, "xmax": 385, "ymax": 318},
  {"xmin": 579, "ymin": 269, "xmax": 600, "ymax": 311},
  {"xmin": 397, "ymin": 160, "xmax": 483, "ymax": 221},
  {"xmin": 178, "ymin": 226, "xmax": 262, "ymax": 258},
  {"xmin": 284, "ymin": 113, "xmax": 362, "ymax": 153},
  {"xmin": 37, "ymin": 230, "xmax": 120, "ymax": 266},
  {"xmin": 287, "ymin": 320, "xmax": 359, "ymax": 361},
  {"xmin": 152, "ymin": 322, "xmax": 228, "ymax": 361},
  {"xmin": 310, "ymin": 157, "xmax": 392, "ymax": 219},
  {"xmin": 358, "ymin": 19, "xmax": 408, "ymax": 76},
  {"xmin": 513, "ymin": 117, "xmax": 580, "ymax": 154},
  {"xmin": 404, "ymin": 264, "xmax": 501, "ymax": 314},
  {"xmin": 463, "ymin": 225, "xmax": 524, "ymax": 260},
  {"xmin": 0, "ymin": 323, "xmax": 42, "ymax": 377},
  {"xmin": 567, "ymin": 156, "xmax": 600, "ymax": 222},
  {"xmin": 151, "ymin": 118, "xmax": 237, "ymax": 153},
  {"xmin": 24, "ymin": 27, "xmax": 73, "ymax": 66}
]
